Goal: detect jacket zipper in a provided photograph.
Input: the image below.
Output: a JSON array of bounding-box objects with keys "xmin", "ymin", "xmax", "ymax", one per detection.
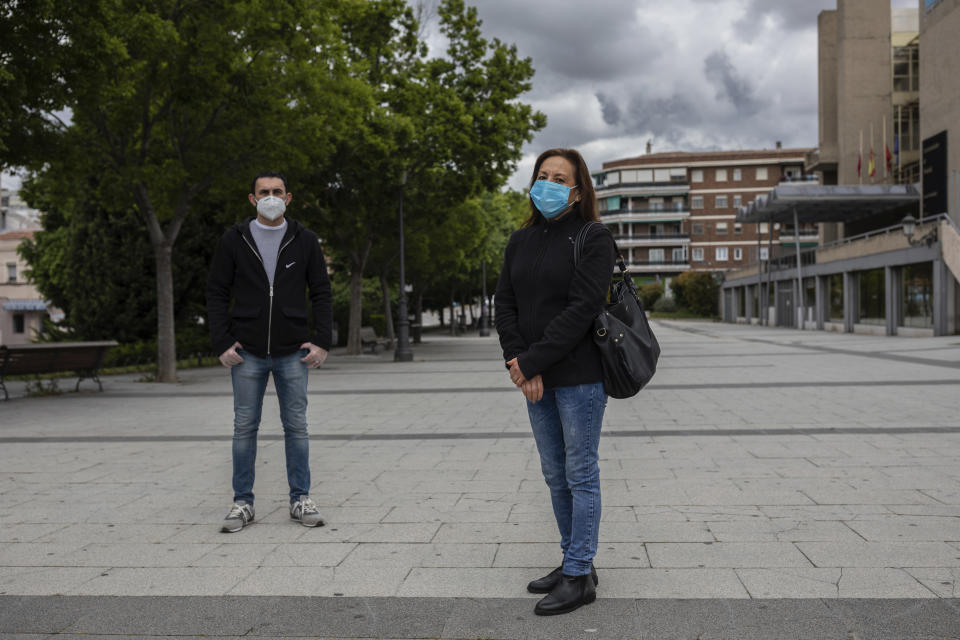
[
  {"xmin": 526, "ymin": 225, "xmax": 552, "ymax": 338},
  {"xmin": 241, "ymin": 228, "xmax": 298, "ymax": 356}
]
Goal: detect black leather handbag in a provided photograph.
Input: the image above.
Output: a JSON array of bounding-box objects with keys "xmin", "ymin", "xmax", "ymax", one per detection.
[{"xmin": 574, "ymin": 222, "xmax": 661, "ymax": 399}]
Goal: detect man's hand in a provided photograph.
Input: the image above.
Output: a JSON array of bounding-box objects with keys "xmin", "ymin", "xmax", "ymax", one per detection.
[
  {"xmin": 219, "ymin": 342, "xmax": 244, "ymax": 368},
  {"xmin": 521, "ymin": 375, "xmax": 544, "ymax": 403},
  {"xmin": 301, "ymin": 342, "xmax": 328, "ymax": 369},
  {"xmin": 506, "ymin": 357, "xmax": 528, "ymax": 387}
]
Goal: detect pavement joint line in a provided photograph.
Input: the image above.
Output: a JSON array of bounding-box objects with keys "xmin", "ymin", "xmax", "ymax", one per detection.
[
  {"xmin": 656, "ymin": 319, "xmax": 960, "ymax": 370},
  {"xmin": 3, "ymin": 425, "xmax": 960, "ymax": 443},
  {"xmin": 32, "ymin": 377, "xmax": 960, "ymax": 399}
]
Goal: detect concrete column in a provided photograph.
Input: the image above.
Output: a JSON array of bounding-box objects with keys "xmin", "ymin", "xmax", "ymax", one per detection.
[
  {"xmin": 885, "ymin": 266, "xmax": 899, "ymax": 336},
  {"xmin": 773, "ymin": 280, "xmax": 781, "ymax": 327},
  {"xmin": 815, "ymin": 275, "xmax": 826, "ymax": 330},
  {"xmin": 843, "ymin": 271, "xmax": 856, "ymax": 333},
  {"xmin": 745, "ymin": 285, "xmax": 754, "ymax": 323},
  {"xmin": 934, "ymin": 259, "xmax": 950, "ymax": 336}
]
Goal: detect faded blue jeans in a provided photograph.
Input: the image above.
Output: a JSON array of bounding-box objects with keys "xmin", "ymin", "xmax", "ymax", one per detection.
[
  {"xmin": 526, "ymin": 381, "xmax": 607, "ymax": 577},
  {"xmin": 231, "ymin": 348, "xmax": 310, "ymax": 505}
]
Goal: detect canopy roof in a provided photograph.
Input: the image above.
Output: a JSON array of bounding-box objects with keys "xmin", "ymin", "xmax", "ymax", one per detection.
[
  {"xmin": 736, "ymin": 184, "xmax": 921, "ymax": 224},
  {"xmin": 2, "ymin": 299, "xmax": 48, "ymax": 311}
]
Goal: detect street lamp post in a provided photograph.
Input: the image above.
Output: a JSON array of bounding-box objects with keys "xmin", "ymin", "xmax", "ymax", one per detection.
[
  {"xmin": 394, "ymin": 170, "xmax": 414, "ymax": 362},
  {"xmin": 478, "ymin": 261, "xmax": 490, "ymax": 336}
]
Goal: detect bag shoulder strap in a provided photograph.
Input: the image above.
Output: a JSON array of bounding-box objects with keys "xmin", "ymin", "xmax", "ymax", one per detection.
[{"xmin": 574, "ymin": 221, "xmax": 627, "ymax": 274}]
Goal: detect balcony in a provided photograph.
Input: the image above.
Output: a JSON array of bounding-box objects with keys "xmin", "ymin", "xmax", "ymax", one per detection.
[
  {"xmin": 614, "ymin": 233, "xmax": 690, "ymax": 248},
  {"xmin": 622, "ymin": 260, "xmax": 690, "ymax": 273},
  {"xmin": 777, "ymin": 232, "xmax": 820, "ymax": 245},
  {"xmin": 595, "ymin": 182, "xmax": 690, "ymax": 198},
  {"xmin": 600, "ymin": 208, "xmax": 690, "ymax": 224}
]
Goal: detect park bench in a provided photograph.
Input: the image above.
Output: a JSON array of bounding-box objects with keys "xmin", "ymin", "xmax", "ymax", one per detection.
[
  {"xmin": 359, "ymin": 326, "xmax": 389, "ymax": 353},
  {"xmin": 0, "ymin": 341, "xmax": 118, "ymax": 401}
]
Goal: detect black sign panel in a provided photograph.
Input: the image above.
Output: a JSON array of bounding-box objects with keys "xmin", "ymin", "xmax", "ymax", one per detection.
[{"xmin": 922, "ymin": 130, "xmax": 948, "ymax": 216}]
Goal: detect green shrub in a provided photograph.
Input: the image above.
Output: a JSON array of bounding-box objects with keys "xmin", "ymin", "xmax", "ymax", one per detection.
[
  {"xmin": 652, "ymin": 296, "xmax": 677, "ymax": 313},
  {"xmin": 672, "ymin": 271, "xmax": 720, "ymax": 317},
  {"xmin": 639, "ymin": 282, "xmax": 664, "ymax": 310}
]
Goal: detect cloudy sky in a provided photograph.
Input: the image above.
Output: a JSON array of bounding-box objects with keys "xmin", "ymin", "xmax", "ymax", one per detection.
[
  {"xmin": 419, "ymin": 0, "xmax": 916, "ymax": 191},
  {"xmin": 2, "ymin": 0, "xmax": 916, "ymax": 194}
]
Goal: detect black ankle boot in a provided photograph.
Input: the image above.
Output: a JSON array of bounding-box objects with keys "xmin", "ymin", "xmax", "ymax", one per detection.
[
  {"xmin": 527, "ymin": 564, "xmax": 598, "ymax": 594},
  {"xmin": 533, "ymin": 573, "xmax": 597, "ymax": 616}
]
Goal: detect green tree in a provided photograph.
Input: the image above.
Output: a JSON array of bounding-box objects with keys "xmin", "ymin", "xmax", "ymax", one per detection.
[
  {"xmin": 1, "ymin": 0, "xmax": 350, "ymax": 380},
  {"xmin": 298, "ymin": 0, "xmax": 544, "ymax": 354},
  {"xmin": 673, "ymin": 271, "xmax": 720, "ymax": 317}
]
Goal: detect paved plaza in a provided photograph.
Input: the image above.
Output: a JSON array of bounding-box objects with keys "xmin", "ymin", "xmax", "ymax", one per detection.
[{"xmin": 1, "ymin": 319, "xmax": 959, "ymax": 638}]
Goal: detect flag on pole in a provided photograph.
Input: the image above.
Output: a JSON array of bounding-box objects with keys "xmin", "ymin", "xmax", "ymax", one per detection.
[
  {"xmin": 857, "ymin": 153, "xmax": 862, "ymax": 178},
  {"xmin": 894, "ymin": 135, "xmax": 900, "ymax": 165},
  {"xmin": 885, "ymin": 145, "xmax": 892, "ymax": 173},
  {"xmin": 869, "ymin": 148, "xmax": 876, "ymax": 177}
]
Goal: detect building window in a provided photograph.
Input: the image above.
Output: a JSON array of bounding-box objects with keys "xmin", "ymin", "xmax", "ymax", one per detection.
[
  {"xmin": 691, "ymin": 169, "xmax": 703, "ymax": 182},
  {"xmin": 691, "ymin": 196, "xmax": 704, "ymax": 209},
  {"xmin": 829, "ymin": 274, "xmax": 844, "ymax": 322},
  {"xmin": 13, "ymin": 314, "xmax": 25, "ymax": 334},
  {"xmin": 733, "ymin": 248, "xmax": 743, "ymax": 261},
  {"xmin": 858, "ymin": 269, "xmax": 885, "ymax": 326},
  {"xmin": 759, "ymin": 247, "xmax": 769, "ymax": 260},
  {"xmin": 606, "ymin": 171, "xmax": 620, "ymax": 186},
  {"xmin": 756, "ymin": 167, "xmax": 768, "ymax": 180},
  {"xmin": 692, "ymin": 248, "xmax": 704, "ymax": 262},
  {"xmin": 716, "ymin": 222, "xmax": 728, "ymax": 234},
  {"xmin": 759, "ymin": 222, "xmax": 769, "ymax": 233},
  {"xmin": 692, "ymin": 223, "xmax": 704, "ymax": 235},
  {"xmin": 6, "ymin": 263, "xmax": 16, "ymax": 283},
  {"xmin": 672, "ymin": 248, "xmax": 686, "ymax": 262},
  {"xmin": 902, "ymin": 262, "xmax": 933, "ymax": 328},
  {"xmin": 649, "ymin": 249, "xmax": 665, "ymax": 264},
  {"xmin": 734, "ymin": 223, "xmax": 742, "ymax": 234},
  {"xmin": 716, "ymin": 195, "xmax": 728, "ymax": 208},
  {"xmin": 733, "ymin": 168, "xmax": 742, "ymax": 181},
  {"xmin": 649, "ymin": 198, "xmax": 664, "ymax": 211},
  {"xmin": 733, "ymin": 195, "xmax": 742, "ymax": 209},
  {"xmin": 715, "ymin": 169, "xmax": 727, "ymax": 182},
  {"xmin": 715, "ymin": 247, "xmax": 728, "ymax": 261}
]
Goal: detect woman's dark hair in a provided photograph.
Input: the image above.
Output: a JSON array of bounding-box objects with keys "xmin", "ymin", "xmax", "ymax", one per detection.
[{"xmin": 522, "ymin": 148, "xmax": 598, "ymax": 227}]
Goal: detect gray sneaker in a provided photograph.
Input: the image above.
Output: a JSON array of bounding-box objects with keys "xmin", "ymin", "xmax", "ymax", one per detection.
[
  {"xmin": 290, "ymin": 496, "xmax": 324, "ymax": 527},
  {"xmin": 221, "ymin": 502, "xmax": 254, "ymax": 533}
]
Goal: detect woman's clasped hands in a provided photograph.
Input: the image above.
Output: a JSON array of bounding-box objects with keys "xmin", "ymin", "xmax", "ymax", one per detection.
[{"xmin": 506, "ymin": 357, "xmax": 543, "ymax": 403}]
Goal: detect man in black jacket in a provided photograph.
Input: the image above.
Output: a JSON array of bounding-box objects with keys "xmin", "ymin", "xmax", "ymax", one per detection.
[{"xmin": 206, "ymin": 171, "xmax": 333, "ymax": 533}]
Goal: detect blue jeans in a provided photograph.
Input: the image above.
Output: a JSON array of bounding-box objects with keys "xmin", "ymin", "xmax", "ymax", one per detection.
[
  {"xmin": 231, "ymin": 348, "xmax": 310, "ymax": 505},
  {"xmin": 526, "ymin": 381, "xmax": 607, "ymax": 577}
]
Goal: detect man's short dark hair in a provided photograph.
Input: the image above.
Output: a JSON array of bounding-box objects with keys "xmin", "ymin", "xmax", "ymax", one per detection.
[{"xmin": 251, "ymin": 171, "xmax": 288, "ymax": 195}]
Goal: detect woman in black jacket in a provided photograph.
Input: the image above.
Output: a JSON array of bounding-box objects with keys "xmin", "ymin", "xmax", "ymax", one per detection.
[{"xmin": 495, "ymin": 148, "xmax": 616, "ymax": 616}]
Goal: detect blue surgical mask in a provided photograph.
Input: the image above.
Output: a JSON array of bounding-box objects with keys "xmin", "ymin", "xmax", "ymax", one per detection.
[{"xmin": 530, "ymin": 180, "xmax": 578, "ymax": 219}]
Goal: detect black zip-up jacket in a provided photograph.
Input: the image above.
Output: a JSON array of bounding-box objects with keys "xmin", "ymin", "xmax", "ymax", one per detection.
[
  {"xmin": 206, "ymin": 217, "xmax": 333, "ymax": 358},
  {"xmin": 494, "ymin": 212, "xmax": 616, "ymax": 388}
]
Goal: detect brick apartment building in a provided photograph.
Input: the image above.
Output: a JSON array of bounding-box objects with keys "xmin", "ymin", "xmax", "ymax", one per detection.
[{"xmin": 593, "ymin": 147, "xmax": 816, "ymax": 288}]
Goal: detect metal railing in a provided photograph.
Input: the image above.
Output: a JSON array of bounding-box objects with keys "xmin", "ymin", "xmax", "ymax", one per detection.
[
  {"xmin": 601, "ymin": 207, "xmax": 689, "ymax": 216},
  {"xmin": 614, "ymin": 233, "xmax": 689, "ymax": 241}
]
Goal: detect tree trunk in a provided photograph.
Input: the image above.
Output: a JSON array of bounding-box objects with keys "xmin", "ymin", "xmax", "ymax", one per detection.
[
  {"xmin": 449, "ymin": 292, "xmax": 456, "ymax": 336},
  {"xmin": 154, "ymin": 241, "xmax": 177, "ymax": 382},
  {"xmin": 347, "ymin": 268, "xmax": 363, "ymax": 355},
  {"xmin": 380, "ymin": 273, "xmax": 395, "ymax": 346}
]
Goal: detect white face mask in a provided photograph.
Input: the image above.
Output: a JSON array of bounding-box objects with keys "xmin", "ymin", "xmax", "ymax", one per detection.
[{"xmin": 256, "ymin": 195, "xmax": 286, "ymax": 221}]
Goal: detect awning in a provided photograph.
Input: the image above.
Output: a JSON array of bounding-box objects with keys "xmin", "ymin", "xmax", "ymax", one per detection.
[
  {"xmin": 2, "ymin": 299, "xmax": 49, "ymax": 311},
  {"xmin": 736, "ymin": 183, "xmax": 921, "ymax": 224}
]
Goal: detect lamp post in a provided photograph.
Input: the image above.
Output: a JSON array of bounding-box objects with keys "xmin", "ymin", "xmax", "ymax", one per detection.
[
  {"xmin": 478, "ymin": 261, "xmax": 490, "ymax": 336},
  {"xmin": 902, "ymin": 214, "xmax": 938, "ymax": 247},
  {"xmin": 394, "ymin": 170, "xmax": 414, "ymax": 362}
]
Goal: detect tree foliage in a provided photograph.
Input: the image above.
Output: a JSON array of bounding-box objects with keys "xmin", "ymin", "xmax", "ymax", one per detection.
[{"xmin": 672, "ymin": 271, "xmax": 720, "ymax": 317}]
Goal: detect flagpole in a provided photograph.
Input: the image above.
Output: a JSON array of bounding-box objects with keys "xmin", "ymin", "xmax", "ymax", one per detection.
[
  {"xmin": 859, "ymin": 129, "xmax": 863, "ymax": 185},
  {"xmin": 882, "ymin": 115, "xmax": 887, "ymax": 182},
  {"xmin": 870, "ymin": 122, "xmax": 874, "ymax": 183}
]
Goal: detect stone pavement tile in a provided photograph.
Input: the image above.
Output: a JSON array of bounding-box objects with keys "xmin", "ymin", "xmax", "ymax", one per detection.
[
  {"xmin": 797, "ymin": 541, "xmax": 960, "ymax": 567},
  {"xmin": 337, "ymin": 543, "xmax": 495, "ymax": 568},
  {"xmin": 494, "ymin": 542, "xmax": 650, "ymax": 569},
  {"xmin": 646, "ymin": 542, "xmax": 813, "ymax": 568},
  {"xmin": 706, "ymin": 520, "xmax": 864, "ymax": 542},
  {"xmin": 307, "ymin": 506, "xmax": 391, "ymax": 524},
  {"xmin": 190, "ymin": 542, "xmax": 281, "ymax": 567},
  {"xmin": 822, "ymin": 599, "xmax": 960, "ymax": 639},
  {"xmin": 682, "ymin": 487, "xmax": 815, "ymax": 506},
  {"xmin": 802, "ymin": 488, "xmax": 943, "ymax": 505},
  {"xmin": 906, "ymin": 567, "xmax": 960, "ymax": 597},
  {"xmin": 759, "ymin": 504, "xmax": 893, "ymax": 520},
  {"xmin": 844, "ymin": 516, "xmax": 960, "ymax": 542},
  {"xmin": 31, "ymin": 523, "xmax": 186, "ymax": 545},
  {"xmin": 258, "ymin": 542, "xmax": 357, "ymax": 567},
  {"xmin": 379, "ymin": 504, "xmax": 512, "ymax": 524},
  {"xmin": 923, "ymin": 489, "xmax": 960, "ymax": 504},
  {"xmin": 736, "ymin": 568, "xmax": 842, "ymax": 598},
  {"xmin": 65, "ymin": 567, "xmax": 253, "ymax": 596},
  {"xmin": 0, "ymin": 568, "xmax": 104, "ymax": 596},
  {"xmin": 890, "ymin": 504, "xmax": 960, "ymax": 517},
  {"xmin": 397, "ymin": 568, "xmax": 545, "ymax": 597},
  {"xmin": 835, "ymin": 568, "xmax": 937, "ymax": 598},
  {"xmin": 672, "ymin": 505, "xmax": 766, "ymax": 522},
  {"xmin": 227, "ymin": 566, "xmax": 410, "ymax": 597},
  {"xmin": 600, "ymin": 568, "xmax": 749, "ymax": 598},
  {"xmin": 433, "ymin": 522, "xmax": 555, "ymax": 544},
  {"xmin": 602, "ymin": 521, "xmax": 715, "ymax": 543},
  {"xmin": 165, "ymin": 523, "xmax": 313, "ymax": 544},
  {"xmin": 316, "ymin": 523, "xmax": 442, "ymax": 543},
  {"xmin": 0, "ymin": 525, "xmax": 68, "ymax": 543},
  {"xmin": 0, "ymin": 543, "xmax": 84, "ymax": 566}
]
